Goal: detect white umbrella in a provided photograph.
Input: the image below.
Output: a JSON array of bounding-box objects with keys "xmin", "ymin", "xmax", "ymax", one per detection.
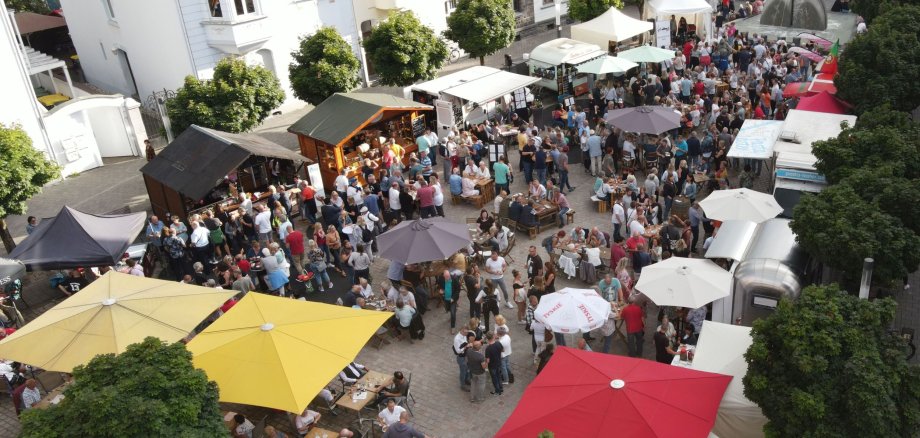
[
  {"xmin": 534, "ymin": 288, "xmax": 610, "ymax": 333},
  {"xmin": 634, "ymin": 257, "xmax": 731, "ymax": 308},
  {"xmin": 617, "ymin": 45, "xmax": 676, "ymax": 63},
  {"xmin": 699, "ymin": 188, "xmax": 783, "ymax": 223},
  {"xmin": 577, "ymin": 56, "xmax": 638, "ymax": 75}
]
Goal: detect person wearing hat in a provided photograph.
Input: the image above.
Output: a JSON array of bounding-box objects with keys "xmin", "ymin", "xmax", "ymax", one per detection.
[{"xmin": 347, "ymin": 177, "xmax": 364, "ymax": 208}]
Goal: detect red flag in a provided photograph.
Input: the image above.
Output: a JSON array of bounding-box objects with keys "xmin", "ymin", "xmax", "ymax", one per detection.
[{"xmin": 820, "ymin": 40, "xmax": 839, "ymax": 75}]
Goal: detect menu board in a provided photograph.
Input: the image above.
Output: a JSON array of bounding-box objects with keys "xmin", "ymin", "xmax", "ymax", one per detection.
[{"xmin": 412, "ymin": 114, "xmax": 426, "ymax": 137}]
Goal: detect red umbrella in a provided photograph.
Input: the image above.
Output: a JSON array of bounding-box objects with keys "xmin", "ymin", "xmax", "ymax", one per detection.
[
  {"xmin": 495, "ymin": 347, "xmax": 733, "ymax": 438},
  {"xmin": 808, "ymin": 73, "xmax": 837, "ymax": 95},
  {"xmin": 796, "ymin": 91, "xmax": 851, "ymax": 114},
  {"xmin": 782, "ymin": 82, "xmax": 814, "ymax": 98}
]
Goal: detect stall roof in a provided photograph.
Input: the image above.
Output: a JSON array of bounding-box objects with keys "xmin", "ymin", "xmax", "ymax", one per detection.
[
  {"xmin": 140, "ymin": 125, "xmax": 306, "ymax": 200},
  {"xmin": 14, "ymin": 12, "xmax": 66, "ymax": 35},
  {"xmin": 442, "ymin": 70, "xmax": 540, "ymax": 105},
  {"xmin": 528, "ymin": 38, "xmax": 606, "ymax": 66},
  {"xmin": 704, "ymin": 220, "xmax": 758, "ymax": 262},
  {"xmin": 571, "ymin": 7, "xmax": 652, "ymax": 45},
  {"xmin": 411, "ymin": 66, "xmax": 499, "ymax": 96},
  {"xmin": 288, "ymin": 93, "xmax": 431, "ymax": 146},
  {"xmin": 726, "ymin": 120, "xmax": 784, "ymax": 160},
  {"xmin": 772, "ymin": 109, "xmax": 856, "ymax": 165}
]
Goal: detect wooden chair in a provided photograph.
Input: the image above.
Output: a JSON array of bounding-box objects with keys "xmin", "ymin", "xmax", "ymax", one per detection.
[
  {"xmin": 566, "ymin": 209, "xmax": 576, "ymax": 225},
  {"xmin": 451, "ymin": 194, "xmax": 464, "ymax": 205},
  {"xmin": 500, "ymin": 234, "xmax": 516, "ymax": 263}
]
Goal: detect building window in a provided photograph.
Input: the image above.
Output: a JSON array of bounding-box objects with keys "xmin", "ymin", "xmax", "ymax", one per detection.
[
  {"xmin": 445, "ymin": 0, "xmax": 457, "ymax": 14},
  {"xmin": 234, "ymin": 0, "xmax": 257, "ymax": 16},
  {"xmin": 208, "ymin": 0, "xmax": 222, "ymax": 17},
  {"xmin": 513, "ymin": 0, "xmax": 523, "ymax": 12},
  {"xmin": 101, "ymin": 0, "xmax": 116, "ymax": 19}
]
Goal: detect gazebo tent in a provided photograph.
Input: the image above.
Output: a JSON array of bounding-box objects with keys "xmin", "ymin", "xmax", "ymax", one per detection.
[
  {"xmin": 644, "ymin": 0, "xmax": 714, "ymax": 42},
  {"xmin": 570, "ymin": 7, "xmax": 653, "ymax": 50},
  {"xmin": 8, "ymin": 206, "xmax": 146, "ymax": 271}
]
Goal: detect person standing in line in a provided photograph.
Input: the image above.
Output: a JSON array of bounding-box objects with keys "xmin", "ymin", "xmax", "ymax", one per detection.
[
  {"xmin": 453, "ymin": 328, "xmax": 472, "ymax": 391},
  {"xmin": 484, "ymin": 332, "xmax": 504, "ymax": 396},
  {"xmin": 466, "ymin": 341, "xmax": 488, "ymax": 403}
]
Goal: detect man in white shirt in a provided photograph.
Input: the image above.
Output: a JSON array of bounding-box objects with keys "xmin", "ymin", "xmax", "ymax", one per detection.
[
  {"xmin": 497, "ymin": 326, "xmax": 513, "ymax": 384},
  {"xmin": 189, "ymin": 220, "xmax": 211, "ymax": 266},
  {"xmin": 622, "ymin": 139, "xmax": 636, "ymax": 159},
  {"xmin": 334, "ymin": 169, "xmax": 349, "ymax": 198},
  {"xmin": 253, "ymin": 205, "xmax": 272, "ymax": 243},
  {"xmin": 339, "ymin": 361, "xmax": 368, "ymax": 384},
  {"xmin": 378, "ymin": 399, "xmax": 407, "ymax": 428},
  {"xmin": 484, "ymin": 252, "xmax": 512, "ymax": 309},
  {"xmin": 238, "ymin": 192, "xmax": 253, "ymax": 216},
  {"xmin": 20, "ymin": 379, "xmax": 41, "ymax": 411},
  {"xmin": 295, "ymin": 409, "xmax": 322, "ymax": 435},
  {"xmin": 611, "ymin": 195, "xmax": 625, "ymax": 239},
  {"xmin": 346, "ymin": 179, "xmax": 364, "ymax": 207},
  {"xmin": 388, "ymin": 182, "xmax": 402, "ymax": 219}
]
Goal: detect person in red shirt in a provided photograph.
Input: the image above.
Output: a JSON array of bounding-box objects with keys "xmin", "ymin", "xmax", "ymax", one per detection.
[
  {"xmin": 610, "ymin": 235, "xmax": 627, "ymax": 269},
  {"xmin": 620, "ymin": 296, "xmax": 645, "ymax": 358},
  {"xmin": 416, "ymin": 179, "xmax": 437, "ymax": 218},
  {"xmin": 235, "ymin": 254, "xmax": 251, "ymax": 275},
  {"xmin": 299, "ymin": 181, "xmax": 317, "ymax": 224},
  {"xmin": 285, "ymin": 224, "xmax": 306, "ymax": 274}
]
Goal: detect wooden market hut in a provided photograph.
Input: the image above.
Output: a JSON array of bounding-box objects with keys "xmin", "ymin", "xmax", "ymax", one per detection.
[
  {"xmin": 141, "ymin": 124, "xmax": 310, "ymax": 220},
  {"xmin": 287, "ymin": 92, "xmax": 432, "ymax": 188}
]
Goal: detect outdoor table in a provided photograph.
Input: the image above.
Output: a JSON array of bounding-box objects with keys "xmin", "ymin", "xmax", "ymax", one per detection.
[
  {"xmin": 533, "ymin": 200, "xmax": 559, "ymax": 226},
  {"xmin": 334, "ymin": 371, "xmax": 393, "ymax": 419},
  {"xmin": 33, "ymin": 380, "xmax": 72, "ymax": 409},
  {"xmin": 305, "ymin": 428, "xmax": 339, "ymax": 438},
  {"xmin": 670, "ymin": 344, "xmax": 695, "ymax": 368},
  {"xmin": 475, "ymin": 178, "xmax": 495, "ymax": 204},
  {"xmin": 693, "ymin": 173, "xmax": 710, "ymax": 183}
]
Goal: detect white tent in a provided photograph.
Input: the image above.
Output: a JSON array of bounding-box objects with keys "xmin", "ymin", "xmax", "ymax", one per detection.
[
  {"xmin": 570, "ymin": 7, "xmax": 653, "ymax": 49},
  {"xmin": 691, "ymin": 321, "xmax": 768, "ymax": 438},
  {"xmin": 644, "ymin": 0, "xmax": 714, "ymax": 42}
]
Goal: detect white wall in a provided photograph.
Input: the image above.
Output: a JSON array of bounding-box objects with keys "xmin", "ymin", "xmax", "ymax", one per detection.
[
  {"xmin": 61, "ymin": 0, "xmax": 195, "ymax": 100},
  {"xmin": 43, "ymin": 108, "xmax": 103, "ymax": 176},
  {"xmin": 316, "ymin": 0, "xmax": 362, "ymax": 77},
  {"xmin": 534, "ymin": 0, "xmax": 569, "ymax": 24}
]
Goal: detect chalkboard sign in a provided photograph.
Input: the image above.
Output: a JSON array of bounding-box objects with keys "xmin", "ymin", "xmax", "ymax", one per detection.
[{"xmin": 411, "ymin": 114, "xmax": 426, "ymax": 137}]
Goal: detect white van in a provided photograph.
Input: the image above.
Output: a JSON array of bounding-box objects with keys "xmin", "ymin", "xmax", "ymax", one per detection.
[{"xmin": 772, "ymin": 151, "xmax": 827, "ymax": 218}]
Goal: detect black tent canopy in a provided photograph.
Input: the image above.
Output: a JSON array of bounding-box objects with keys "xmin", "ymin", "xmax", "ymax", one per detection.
[{"xmin": 8, "ymin": 206, "xmax": 146, "ymax": 271}]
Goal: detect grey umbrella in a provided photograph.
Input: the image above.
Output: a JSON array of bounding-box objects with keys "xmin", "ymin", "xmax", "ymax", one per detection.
[
  {"xmin": 377, "ymin": 217, "xmax": 471, "ymax": 265},
  {"xmin": 604, "ymin": 105, "xmax": 681, "ymax": 135}
]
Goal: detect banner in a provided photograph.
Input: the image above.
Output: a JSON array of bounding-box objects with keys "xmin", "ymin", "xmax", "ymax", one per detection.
[{"xmin": 655, "ymin": 20, "xmax": 671, "ymax": 49}]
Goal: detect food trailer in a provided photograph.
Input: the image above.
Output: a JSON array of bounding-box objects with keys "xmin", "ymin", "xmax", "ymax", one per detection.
[
  {"xmin": 409, "ymin": 66, "xmax": 539, "ymax": 139},
  {"xmin": 527, "ymin": 38, "xmax": 606, "ymax": 97},
  {"xmin": 140, "ymin": 125, "xmax": 310, "ymax": 220},
  {"xmin": 288, "ymin": 93, "xmax": 432, "ymax": 188}
]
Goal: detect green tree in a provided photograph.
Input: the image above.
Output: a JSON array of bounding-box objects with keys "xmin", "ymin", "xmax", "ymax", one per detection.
[
  {"xmin": 4, "ymin": 0, "xmax": 51, "ymax": 14},
  {"xmin": 835, "ymin": 5, "xmax": 920, "ymax": 113},
  {"xmin": 20, "ymin": 337, "xmax": 224, "ymax": 437},
  {"xmin": 566, "ymin": 0, "xmax": 624, "ymax": 22},
  {"xmin": 167, "ymin": 57, "xmax": 285, "ymax": 134},
  {"xmin": 744, "ymin": 284, "xmax": 920, "ymax": 438},
  {"xmin": 362, "ymin": 11, "xmax": 448, "ymax": 87},
  {"xmin": 791, "ymin": 183, "xmax": 920, "ymax": 285},
  {"xmin": 288, "ymin": 27, "xmax": 361, "ymax": 105},
  {"xmin": 444, "ymin": 0, "xmax": 516, "ymax": 66},
  {"xmin": 850, "ymin": 0, "xmax": 920, "ymax": 23},
  {"xmin": 0, "ymin": 123, "xmax": 60, "ymax": 253}
]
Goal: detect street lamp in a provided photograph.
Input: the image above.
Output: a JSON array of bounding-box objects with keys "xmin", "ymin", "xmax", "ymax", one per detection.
[{"xmin": 554, "ymin": 0, "xmax": 561, "ymax": 38}]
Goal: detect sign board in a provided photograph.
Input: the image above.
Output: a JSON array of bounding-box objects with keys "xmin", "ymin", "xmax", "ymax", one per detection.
[
  {"xmin": 727, "ymin": 120, "xmax": 784, "ymax": 160},
  {"xmin": 774, "ymin": 169, "xmax": 827, "ymax": 184},
  {"xmin": 306, "ymin": 163, "xmax": 325, "ymax": 200},
  {"xmin": 655, "ymin": 20, "xmax": 671, "ymax": 49},
  {"xmin": 488, "ymin": 143, "xmax": 506, "ymax": 162},
  {"xmin": 434, "ymin": 99, "xmax": 454, "ymax": 140}
]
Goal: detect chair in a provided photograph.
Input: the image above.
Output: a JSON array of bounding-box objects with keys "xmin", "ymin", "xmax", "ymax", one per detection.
[
  {"xmin": 566, "ymin": 209, "xmax": 576, "ymax": 225},
  {"xmin": 591, "ymin": 195, "xmax": 608, "ymax": 213},
  {"xmin": 465, "ymin": 217, "xmax": 478, "ymax": 224},
  {"xmin": 621, "ymin": 156, "xmax": 635, "ymax": 173},
  {"xmin": 500, "ymin": 234, "xmax": 516, "ymax": 263},
  {"xmin": 393, "ymin": 373, "xmax": 416, "ymax": 416},
  {"xmin": 251, "ymin": 414, "xmax": 268, "ymax": 438},
  {"xmin": 644, "ymin": 151, "xmax": 659, "ymax": 172}
]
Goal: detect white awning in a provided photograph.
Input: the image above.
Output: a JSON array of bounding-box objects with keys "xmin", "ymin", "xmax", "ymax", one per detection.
[
  {"xmin": 411, "ymin": 66, "xmax": 499, "ymax": 96},
  {"xmin": 570, "ymin": 7, "xmax": 652, "ymax": 45},
  {"xmin": 726, "ymin": 120, "xmax": 784, "ymax": 160},
  {"xmin": 442, "ymin": 71, "xmax": 540, "ymax": 105},
  {"xmin": 528, "ymin": 38, "xmax": 606, "ymax": 66},
  {"xmin": 704, "ymin": 220, "xmax": 758, "ymax": 262}
]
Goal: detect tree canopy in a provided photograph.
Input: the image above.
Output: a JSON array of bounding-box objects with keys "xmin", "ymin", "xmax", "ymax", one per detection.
[
  {"xmin": 20, "ymin": 337, "xmax": 224, "ymax": 438},
  {"xmin": 362, "ymin": 11, "xmax": 448, "ymax": 87},
  {"xmin": 835, "ymin": 5, "xmax": 920, "ymax": 114},
  {"xmin": 0, "ymin": 123, "xmax": 60, "ymax": 252},
  {"xmin": 744, "ymin": 284, "xmax": 920, "ymax": 438},
  {"xmin": 566, "ymin": 0, "xmax": 624, "ymax": 22},
  {"xmin": 4, "ymin": 0, "xmax": 50, "ymax": 13},
  {"xmin": 167, "ymin": 57, "xmax": 285, "ymax": 134},
  {"xmin": 289, "ymin": 27, "xmax": 361, "ymax": 105},
  {"xmin": 850, "ymin": 0, "xmax": 920, "ymax": 23},
  {"xmin": 444, "ymin": 0, "xmax": 516, "ymax": 66}
]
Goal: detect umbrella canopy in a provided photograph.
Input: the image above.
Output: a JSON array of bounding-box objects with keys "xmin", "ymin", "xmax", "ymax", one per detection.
[
  {"xmin": 796, "ymin": 90, "xmax": 851, "ymax": 114},
  {"xmin": 782, "ymin": 82, "xmax": 814, "ymax": 98},
  {"xmin": 691, "ymin": 321, "xmax": 767, "ymax": 438},
  {"xmin": 577, "ymin": 55, "xmax": 639, "ymax": 75},
  {"xmin": 0, "ymin": 272, "xmax": 233, "ymax": 372},
  {"xmin": 0, "ymin": 258, "xmax": 25, "ymax": 289},
  {"xmin": 376, "ymin": 217, "xmax": 471, "ymax": 264},
  {"xmin": 787, "ymin": 46, "xmax": 824, "ymax": 63},
  {"xmin": 634, "ymin": 257, "xmax": 731, "ymax": 308},
  {"xmin": 496, "ymin": 347, "xmax": 733, "ymax": 437},
  {"xmin": 187, "ymin": 293, "xmax": 392, "ymax": 413},
  {"xmin": 700, "ymin": 189, "xmax": 783, "ymax": 223},
  {"xmin": 534, "ymin": 288, "xmax": 610, "ymax": 333},
  {"xmin": 605, "ymin": 105, "xmax": 681, "ymax": 135},
  {"xmin": 808, "ymin": 73, "xmax": 837, "ymax": 94},
  {"xmin": 617, "ymin": 45, "xmax": 677, "ymax": 63}
]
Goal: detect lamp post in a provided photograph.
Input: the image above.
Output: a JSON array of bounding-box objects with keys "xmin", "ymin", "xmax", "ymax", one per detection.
[{"xmin": 554, "ymin": 0, "xmax": 562, "ymax": 38}]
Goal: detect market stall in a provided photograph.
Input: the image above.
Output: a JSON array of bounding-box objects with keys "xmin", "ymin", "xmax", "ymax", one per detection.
[
  {"xmin": 643, "ymin": 0, "xmax": 714, "ymax": 43},
  {"xmin": 527, "ymin": 38, "xmax": 606, "ymax": 98},
  {"xmin": 410, "ymin": 66, "xmax": 538, "ymax": 139},
  {"xmin": 570, "ymin": 7, "xmax": 652, "ymax": 52},
  {"xmin": 288, "ymin": 93, "xmax": 432, "ymax": 188},
  {"xmin": 140, "ymin": 124, "xmax": 309, "ymax": 220}
]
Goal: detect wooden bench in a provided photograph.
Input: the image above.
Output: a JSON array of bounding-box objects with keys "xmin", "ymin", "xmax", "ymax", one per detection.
[
  {"xmin": 515, "ymin": 220, "xmax": 539, "ymax": 239},
  {"xmin": 459, "ymin": 195, "xmax": 484, "ymax": 208},
  {"xmin": 451, "ymin": 194, "xmax": 464, "ymax": 205},
  {"xmin": 591, "ymin": 196, "xmax": 608, "ymax": 213}
]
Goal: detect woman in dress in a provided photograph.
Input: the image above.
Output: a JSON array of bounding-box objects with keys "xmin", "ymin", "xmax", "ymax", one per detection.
[
  {"xmin": 543, "ymin": 262, "xmax": 557, "ymax": 294},
  {"xmin": 512, "ymin": 269, "xmax": 527, "ymax": 323}
]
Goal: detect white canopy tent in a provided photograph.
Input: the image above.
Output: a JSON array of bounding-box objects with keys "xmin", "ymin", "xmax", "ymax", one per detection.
[
  {"xmin": 570, "ymin": 7, "xmax": 653, "ymax": 49},
  {"xmin": 528, "ymin": 38, "xmax": 606, "ymax": 67},
  {"xmin": 644, "ymin": 0, "xmax": 714, "ymax": 42},
  {"xmin": 443, "ymin": 70, "xmax": 539, "ymax": 105},
  {"xmin": 691, "ymin": 321, "xmax": 768, "ymax": 438}
]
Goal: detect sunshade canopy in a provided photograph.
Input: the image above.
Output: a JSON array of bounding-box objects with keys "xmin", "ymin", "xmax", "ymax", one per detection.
[
  {"xmin": 808, "ymin": 73, "xmax": 837, "ymax": 94},
  {"xmin": 187, "ymin": 293, "xmax": 392, "ymax": 413},
  {"xmin": 634, "ymin": 257, "xmax": 731, "ymax": 308},
  {"xmin": 726, "ymin": 120, "xmax": 784, "ymax": 160},
  {"xmin": 782, "ymin": 81, "xmax": 813, "ymax": 98},
  {"xmin": 496, "ymin": 347, "xmax": 732, "ymax": 437},
  {"xmin": 795, "ymin": 90, "xmax": 850, "ymax": 114},
  {"xmin": 140, "ymin": 125, "xmax": 306, "ymax": 201},
  {"xmin": 14, "ymin": 12, "xmax": 66, "ymax": 35},
  {"xmin": 699, "ymin": 189, "xmax": 783, "ymax": 223},
  {"xmin": 604, "ymin": 105, "xmax": 681, "ymax": 134},
  {"xmin": 377, "ymin": 218, "xmax": 471, "ymax": 265},
  {"xmin": 288, "ymin": 93, "xmax": 432, "ymax": 147},
  {"xmin": 534, "ymin": 288, "xmax": 610, "ymax": 333},
  {"xmin": 576, "ymin": 55, "xmax": 639, "ymax": 75},
  {"xmin": 787, "ymin": 46, "xmax": 824, "ymax": 63},
  {"xmin": 0, "ymin": 272, "xmax": 233, "ymax": 372},
  {"xmin": 441, "ymin": 70, "xmax": 539, "ymax": 105},
  {"xmin": 9, "ymin": 206, "xmax": 146, "ymax": 271},
  {"xmin": 570, "ymin": 7, "xmax": 652, "ymax": 45},
  {"xmin": 646, "ymin": 0, "xmax": 712, "ymax": 14},
  {"xmin": 528, "ymin": 38, "xmax": 606, "ymax": 66},
  {"xmin": 617, "ymin": 45, "xmax": 678, "ymax": 63},
  {"xmin": 692, "ymin": 321, "xmax": 767, "ymax": 438}
]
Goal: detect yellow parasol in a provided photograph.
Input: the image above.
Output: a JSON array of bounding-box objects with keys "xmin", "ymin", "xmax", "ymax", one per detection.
[
  {"xmin": 186, "ymin": 293, "xmax": 392, "ymax": 413},
  {"xmin": 0, "ymin": 271, "xmax": 233, "ymax": 372}
]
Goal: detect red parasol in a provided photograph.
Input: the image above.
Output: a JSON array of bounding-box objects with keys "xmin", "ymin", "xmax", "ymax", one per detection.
[
  {"xmin": 796, "ymin": 91, "xmax": 851, "ymax": 114},
  {"xmin": 495, "ymin": 347, "xmax": 733, "ymax": 438},
  {"xmin": 783, "ymin": 82, "xmax": 814, "ymax": 98},
  {"xmin": 808, "ymin": 73, "xmax": 837, "ymax": 95}
]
